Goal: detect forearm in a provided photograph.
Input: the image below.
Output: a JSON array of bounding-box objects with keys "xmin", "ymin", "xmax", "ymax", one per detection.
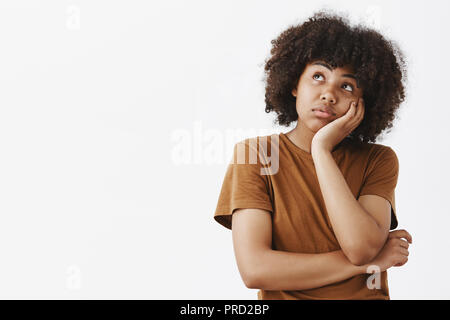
[
  {"xmin": 312, "ymin": 148, "xmax": 383, "ymax": 262},
  {"xmin": 252, "ymin": 249, "xmax": 366, "ymax": 291}
]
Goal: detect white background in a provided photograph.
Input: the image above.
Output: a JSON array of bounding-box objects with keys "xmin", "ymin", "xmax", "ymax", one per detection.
[{"xmin": 0, "ymin": 0, "xmax": 447, "ymax": 299}]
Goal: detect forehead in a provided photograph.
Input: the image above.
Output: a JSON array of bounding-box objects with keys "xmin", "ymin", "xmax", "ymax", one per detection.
[{"xmin": 306, "ymin": 60, "xmax": 355, "ymax": 74}]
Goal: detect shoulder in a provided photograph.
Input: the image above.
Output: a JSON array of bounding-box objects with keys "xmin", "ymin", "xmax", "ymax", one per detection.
[
  {"xmin": 345, "ymin": 139, "xmax": 397, "ymax": 157},
  {"xmin": 233, "ymin": 134, "xmax": 279, "ymax": 156},
  {"xmin": 354, "ymin": 142, "xmax": 399, "ymax": 173},
  {"xmin": 342, "ymin": 140, "xmax": 399, "ymax": 170},
  {"xmin": 235, "ymin": 134, "xmax": 278, "ymax": 147},
  {"xmin": 366, "ymin": 143, "xmax": 398, "ymax": 161}
]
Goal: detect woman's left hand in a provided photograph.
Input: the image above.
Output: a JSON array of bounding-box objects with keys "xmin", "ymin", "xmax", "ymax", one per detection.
[{"xmin": 311, "ymin": 98, "xmax": 365, "ymax": 153}]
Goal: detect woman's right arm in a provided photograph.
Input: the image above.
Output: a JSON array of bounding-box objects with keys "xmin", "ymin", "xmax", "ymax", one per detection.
[
  {"xmin": 232, "ymin": 208, "xmax": 367, "ymax": 291},
  {"xmin": 232, "ymin": 208, "xmax": 410, "ymax": 291}
]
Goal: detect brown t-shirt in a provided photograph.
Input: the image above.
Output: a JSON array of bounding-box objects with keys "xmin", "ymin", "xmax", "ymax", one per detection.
[{"xmin": 213, "ymin": 132, "xmax": 399, "ymax": 300}]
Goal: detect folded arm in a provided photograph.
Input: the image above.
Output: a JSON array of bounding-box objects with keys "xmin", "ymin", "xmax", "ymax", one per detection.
[
  {"xmin": 231, "ymin": 208, "xmax": 367, "ymax": 291},
  {"xmin": 311, "ymin": 149, "xmax": 391, "ymax": 265}
]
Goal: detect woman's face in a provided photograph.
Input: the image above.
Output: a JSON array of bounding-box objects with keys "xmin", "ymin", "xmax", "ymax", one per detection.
[{"xmin": 292, "ymin": 59, "xmax": 364, "ymax": 132}]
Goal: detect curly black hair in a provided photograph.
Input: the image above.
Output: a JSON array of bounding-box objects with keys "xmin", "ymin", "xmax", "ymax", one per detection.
[{"xmin": 263, "ymin": 10, "xmax": 408, "ymax": 143}]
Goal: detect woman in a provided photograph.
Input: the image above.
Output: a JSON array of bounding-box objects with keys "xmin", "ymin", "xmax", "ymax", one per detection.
[{"xmin": 214, "ymin": 10, "xmax": 413, "ymax": 300}]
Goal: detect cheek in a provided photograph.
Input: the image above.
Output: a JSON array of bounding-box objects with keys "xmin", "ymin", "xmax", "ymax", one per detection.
[
  {"xmin": 296, "ymin": 86, "xmax": 315, "ymax": 103},
  {"xmin": 295, "ymin": 91, "xmax": 316, "ymax": 113}
]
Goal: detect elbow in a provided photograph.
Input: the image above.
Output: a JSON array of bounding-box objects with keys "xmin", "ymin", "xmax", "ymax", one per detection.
[
  {"xmin": 241, "ymin": 266, "xmax": 265, "ymax": 289},
  {"xmin": 243, "ymin": 272, "xmax": 260, "ymax": 289},
  {"xmin": 240, "ymin": 255, "xmax": 266, "ymax": 289},
  {"xmin": 348, "ymin": 254, "xmax": 369, "ymax": 267},
  {"xmin": 346, "ymin": 244, "xmax": 377, "ymax": 267}
]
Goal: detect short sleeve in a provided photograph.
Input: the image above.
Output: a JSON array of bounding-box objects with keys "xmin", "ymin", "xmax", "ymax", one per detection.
[
  {"xmin": 358, "ymin": 146, "xmax": 399, "ymax": 230},
  {"xmin": 213, "ymin": 139, "xmax": 273, "ymax": 230}
]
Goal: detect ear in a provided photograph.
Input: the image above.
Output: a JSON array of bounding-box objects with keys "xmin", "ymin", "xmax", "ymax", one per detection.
[{"xmin": 291, "ymin": 88, "xmax": 297, "ymax": 97}]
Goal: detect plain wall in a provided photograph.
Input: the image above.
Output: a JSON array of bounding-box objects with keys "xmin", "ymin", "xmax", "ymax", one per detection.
[{"xmin": 0, "ymin": 0, "xmax": 447, "ymax": 299}]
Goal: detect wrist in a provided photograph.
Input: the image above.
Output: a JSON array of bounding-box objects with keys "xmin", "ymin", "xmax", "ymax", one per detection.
[
  {"xmin": 357, "ymin": 264, "xmax": 370, "ymax": 274},
  {"xmin": 311, "ymin": 144, "xmax": 329, "ymax": 158},
  {"xmin": 348, "ymin": 260, "xmax": 371, "ymax": 275}
]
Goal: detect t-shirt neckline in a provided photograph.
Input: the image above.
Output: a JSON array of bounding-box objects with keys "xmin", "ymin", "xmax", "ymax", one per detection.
[{"xmin": 279, "ymin": 132, "xmax": 347, "ymax": 160}]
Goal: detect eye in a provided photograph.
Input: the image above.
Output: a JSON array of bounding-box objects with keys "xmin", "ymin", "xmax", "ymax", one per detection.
[
  {"xmin": 342, "ymin": 83, "xmax": 354, "ymax": 92},
  {"xmin": 313, "ymin": 73, "xmax": 324, "ymax": 81},
  {"xmin": 313, "ymin": 73, "xmax": 355, "ymax": 93}
]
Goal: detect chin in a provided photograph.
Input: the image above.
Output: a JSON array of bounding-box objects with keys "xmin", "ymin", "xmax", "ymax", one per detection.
[
  {"xmin": 308, "ymin": 120, "xmax": 327, "ymax": 132},
  {"xmin": 299, "ymin": 114, "xmax": 328, "ymax": 132}
]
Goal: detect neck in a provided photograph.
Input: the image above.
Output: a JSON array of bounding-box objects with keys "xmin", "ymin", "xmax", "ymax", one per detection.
[
  {"xmin": 285, "ymin": 122, "xmax": 315, "ymax": 154},
  {"xmin": 286, "ymin": 121, "xmax": 349, "ymax": 154}
]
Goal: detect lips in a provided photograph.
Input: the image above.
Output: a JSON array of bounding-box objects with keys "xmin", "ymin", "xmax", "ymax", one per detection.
[
  {"xmin": 312, "ymin": 105, "xmax": 336, "ymax": 116},
  {"xmin": 313, "ymin": 110, "xmax": 334, "ymax": 119}
]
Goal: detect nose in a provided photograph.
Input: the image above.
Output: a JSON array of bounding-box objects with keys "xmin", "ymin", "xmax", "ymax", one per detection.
[{"xmin": 320, "ymin": 86, "xmax": 337, "ymax": 104}]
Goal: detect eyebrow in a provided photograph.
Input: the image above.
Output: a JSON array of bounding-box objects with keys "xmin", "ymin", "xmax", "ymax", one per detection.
[{"xmin": 312, "ymin": 62, "xmax": 357, "ymax": 80}]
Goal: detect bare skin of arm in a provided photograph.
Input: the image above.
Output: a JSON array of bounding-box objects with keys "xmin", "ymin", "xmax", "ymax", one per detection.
[
  {"xmin": 232, "ymin": 208, "xmax": 366, "ymax": 291},
  {"xmin": 232, "ymin": 208, "xmax": 410, "ymax": 291},
  {"xmin": 311, "ymin": 148, "xmax": 391, "ymax": 265}
]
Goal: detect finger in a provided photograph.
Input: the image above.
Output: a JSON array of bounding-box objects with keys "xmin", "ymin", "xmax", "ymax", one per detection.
[
  {"xmin": 347, "ymin": 101, "xmax": 357, "ymax": 118},
  {"xmin": 353, "ymin": 100, "xmax": 359, "ymax": 118},
  {"xmin": 345, "ymin": 100, "xmax": 364, "ymax": 135},
  {"xmin": 398, "ymin": 247, "xmax": 409, "ymax": 256},
  {"xmin": 343, "ymin": 102, "xmax": 358, "ymax": 133},
  {"xmin": 397, "ymin": 239, "xmax": 409, "ymax": 249},
  {"xmin": 393, "ymin": 238, "xmax": 409, "ymax": 249},
  {"xmin": 347, "ymin": 99, "xmax": 363, "ymax": 129},
  {"xmin": 395, "ymin": 257, "xmax": 408, "ymax": 267},
  {"xmin": 353, "ymin": 98, "xmax": 364, "ymax": 121},
  {"xmin": 389, "ymin": 229, "xmax": 413, "ymax": 243},
  {"xmin": 357, "ymin": 98, "xmax": 365, "ymax": 119}
]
